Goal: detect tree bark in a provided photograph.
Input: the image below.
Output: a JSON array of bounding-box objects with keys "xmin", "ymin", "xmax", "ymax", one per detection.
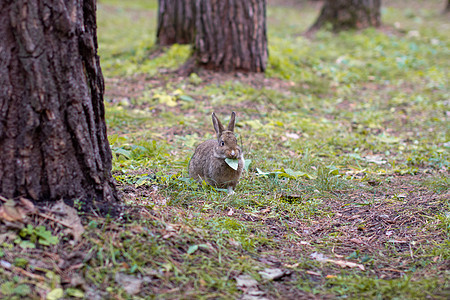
[
  {"xmin": 446, "ymin": 0, "xmax": 450, "ymax": 13},
  {"xmin": 192, "ymin": 0, "xmax": 268, "ymax": 72},
  {"xmin": 157, "ymin": 0, "xmax": 195, "ymax": 45},
  {"xmin": 0, "ymin": 0, "xmax": 118, "ymax": 204},
  {"xmin": 308, "ymin": 0, "xmax": 381, "ymax": 33}
]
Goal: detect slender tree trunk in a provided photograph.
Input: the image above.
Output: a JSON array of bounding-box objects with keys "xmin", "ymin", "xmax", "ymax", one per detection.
[
  {"xmin": 445, "ymin": 0, "xmax": 450, "ymax": 13},
  {"xmin": 157, "ymin": 0, "xmax": 195, "ymax": 45},
  {"xmin": 308, "ymin": 0, "xmax": 381, "ymax": 33},
  {"xmin": 192, "ymin": 0, "xmax": 268, "ymax": 72},
  {"xmin": 0, "ymin": 0, "xmax": 118, "ymax": 204}
]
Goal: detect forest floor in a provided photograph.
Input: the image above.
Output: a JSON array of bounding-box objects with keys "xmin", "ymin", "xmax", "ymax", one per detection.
[{"xmin": 0, "ymin": 0, "xmax": 449, "ymax": 299}]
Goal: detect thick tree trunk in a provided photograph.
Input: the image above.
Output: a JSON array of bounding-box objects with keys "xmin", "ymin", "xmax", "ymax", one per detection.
[
  {"xmin": 192, "ymin": 0, "xmax": 268, "ymax": 72},
  {"xmin": 157, "ymin": 0, "xmax": 195, "ymax": 45},
  {"xmin": 308, "ymin": 0, "xmax": 381, "ymax": 33},
  {"xmin": 0, "ymin": 0, "xmax": 118, "ymax": 204}
]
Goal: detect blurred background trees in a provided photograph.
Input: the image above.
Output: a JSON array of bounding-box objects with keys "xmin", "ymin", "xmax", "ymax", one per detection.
[
  {"xmin": 308, "ymin": 0, "xmax": 381, "ymax": 33},
  {"xmin": 157, "ymin": 0, "xmax": 195, "ymax": 45},
  {"xmin": 156, "ymin": 0, "xmax": 268, "ymax": 72}
]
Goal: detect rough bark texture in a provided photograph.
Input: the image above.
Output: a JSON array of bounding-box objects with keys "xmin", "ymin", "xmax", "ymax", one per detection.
[
  {"xmin": 157, "ymin": 0, "xmax": 195, "ymax": 45},
  {"xmin": 0, "ymin": 0, "xmax": 118, "ymax": 203},
  {"xmin": 192, "ymin": 0, "xmax": 268, "ymax": 72},
  {"xmin": 308, "ymin": 0, "xmax": 381, "ymax": 33}
]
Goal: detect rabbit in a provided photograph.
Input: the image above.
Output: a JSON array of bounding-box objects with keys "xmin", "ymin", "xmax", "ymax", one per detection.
[{"xmin": 189, "ymin": 111, "xmax": 244, "ymax": 194}]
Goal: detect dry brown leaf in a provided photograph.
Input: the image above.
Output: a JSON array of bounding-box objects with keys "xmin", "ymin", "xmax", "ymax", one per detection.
[
  {"xmin": 18, "ymin": 197, "xmax": 37, "ymax": 214},
  {"xmin": 50, "ymin": 201, "xmax": 85, "ymax": 242},
  {"xmin": 311, "ymin": 252, "xmax": 365, "ymax": 271},
  {"xmin": 235, "ymin": 274, "xmax": 258, "ymax": 288},
  {"xmin": 306, "ymin": 270, "xmax": 322, "ymax": 276},
  {"xmin": 115, "ymin": 272, "xmax": 143, "ymax": 295},
  {"xmin": 258, "ymin": 268, "xmax": 286, "ymax": 281},
  {"xmin": 327, "ymin": 259, "xmax": 365, "ymax": 271},
  {"xmin": 0, "ymin": 199, "xmax": 29, "ymax": 222}
]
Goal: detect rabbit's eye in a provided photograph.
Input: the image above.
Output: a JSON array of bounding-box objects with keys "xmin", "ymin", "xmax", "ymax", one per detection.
[{"xmin": 220, "ymin": 141, "xmax": 225, "ymax": 146}]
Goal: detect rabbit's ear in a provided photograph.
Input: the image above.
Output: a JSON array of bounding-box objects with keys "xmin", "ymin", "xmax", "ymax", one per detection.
[
  {"xmin": 212, "ymin": 112, "xmax": 224, "ymax": 137},
  {"xmin": 227, "ymin": 112, "xmax": 236, "ymax": 132}
]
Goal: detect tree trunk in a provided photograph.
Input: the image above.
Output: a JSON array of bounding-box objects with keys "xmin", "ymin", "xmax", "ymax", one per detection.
[
  {"xmin": 192, "ymin": 0, "xmax": 268, "ymax": 72},
  {"xmin": 308, "ymin": 0, "xmax": 381, "ymax": 33},
  {"xmin": 157, "ymin": 0, "xmax": 195, "ymax": 45},
  {"xmin": 0, "ymin": 0, "xmax": 118, "ymax": 204},
  {"xmin": 446, "ymin": 0, "xmax": 450, "ymax": 13}
]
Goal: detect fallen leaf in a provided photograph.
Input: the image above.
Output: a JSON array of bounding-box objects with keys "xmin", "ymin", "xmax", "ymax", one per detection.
[
  {"xmin": 364, "ymin": 155, "xmax": 387, "ymax": 165},
  {"xmin": 311, "ymin": 252, "xmax": 365, "ymax": 270},
  {"xmin": 285, "ymin": 133, "xmax": 300, "ymax": 139},
  {"xmin": 227, "ymin": 208, "xmax": 234, "ymax": 216},
  {"xmin": 242, "ymin": 289, "xmax": 268, "ymax": 300},
  {"xmin": 0, "ymin": 260, "xmax": 12, "ymax": 269},
  {"xmin": 0, "ymin": 200, "xmax": 26, "ymax": 222},
  {"xmin": 310, "ymin": 252, "xmax": 328, "ymax": 262},
  {"xmin": 258, "ymin": 268, "xmax": 286, "ymax": 281},
  {"xmin": 243, "ymin": 159, "xmax": 252, "ymax": 171},
  {"xmin": 50, "ymin": 201, "xmax": 85, "ymax": 242},
  {"xmin": 18, "ymin": 198, "xmax": 37, "ymax": 215},
  {"xmin": 306, "ymin": 270, "xmax": 321, "ymax": 276},
  {"xmin": 284, "ymin": 263, "xmax": 299, "ymax": 268},
  {"xmin": 235, "ymin": 274, "xmax": 258, "ymax": 288},
  {"xmin": 179, "ymin": 95, "xmax": 195, "ymax": 102},
  {"xmin": 187, "ymin": 245, "xmax": 199, "ymax": 254},
  {"xmin": 115, "ymin": 272, "xmax": 143, "ymax": 295},
  {"xmin": 2, "ymin": 198, "xmax": 36, "ymax": 224},
  {"xmin": 46, "ymin": 288, "xmax": 64, "ymax": 300},
  {"xmin": 154, "ymin": 94, "xmax": 177, "ymax": 107},
  {"xmin": 327, "ymin": 259, "xmax": 365, "ymax": 271},
  {"xmin": 0, "ymin": 197, "xmax": 36, "ymax": 223}
]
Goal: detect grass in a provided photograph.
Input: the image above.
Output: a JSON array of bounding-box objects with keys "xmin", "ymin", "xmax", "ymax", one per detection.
[{"xmin": 0, "ymin": 0, "xmax": 449, "ymax": 299}]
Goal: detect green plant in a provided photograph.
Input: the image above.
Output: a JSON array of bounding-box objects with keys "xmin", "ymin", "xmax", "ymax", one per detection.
[{"xmin": 16, "ymin": 225, "xmax": 59, "ymax": 248}]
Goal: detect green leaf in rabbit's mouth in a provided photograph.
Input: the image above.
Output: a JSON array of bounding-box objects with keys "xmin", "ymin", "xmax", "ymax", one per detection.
[
  {"xmin": 225, "ymin": 158, "xmax": 239, "ymax": 170},
  {"xmin": 225, "ymin": 158, "xmax": 251, "ymax": 171}
]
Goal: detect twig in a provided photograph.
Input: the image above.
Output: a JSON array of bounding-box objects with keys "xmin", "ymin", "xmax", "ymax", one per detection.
[
  {"xmin": 292, "ymin": 228, "xmax": 302, "ymax": 238},
  {"xmin": 2, "ymin": 262, "xmax": 46, "ymax": 281},
  {"xmin": 379, "ymin": 268, "xmax": 405, "ymax": 273},
  {"xmin": 37, "ymin": 212, "xmax": 74, "ymax": 229}
]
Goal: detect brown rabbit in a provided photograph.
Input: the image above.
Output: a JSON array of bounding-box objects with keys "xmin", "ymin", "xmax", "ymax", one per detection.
[{"xmin": 189, "ymin": 112, "xmax": 244, "ymax": 194}]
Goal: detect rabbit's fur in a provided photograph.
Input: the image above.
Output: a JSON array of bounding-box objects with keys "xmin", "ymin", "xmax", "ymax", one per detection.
[{"xmin": 189, "ymin": 112, "xmax": 244, "ymax": 194}]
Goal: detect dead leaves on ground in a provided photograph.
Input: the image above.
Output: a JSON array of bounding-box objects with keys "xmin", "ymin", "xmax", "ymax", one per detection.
[
  {"xmin": 0, "ymin": 196, "xmax": 36, "ymax": 223},
  {"xmin": 235, "ymin": 269, "xmax": 290, "ymax": 300},
  {"xmin": 0, "ymin": 196, "xmax": 84, "ymax": 243},
  {"xmin": 311, "ymin": 252, "xmax": 365, "ymax": 271}
]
